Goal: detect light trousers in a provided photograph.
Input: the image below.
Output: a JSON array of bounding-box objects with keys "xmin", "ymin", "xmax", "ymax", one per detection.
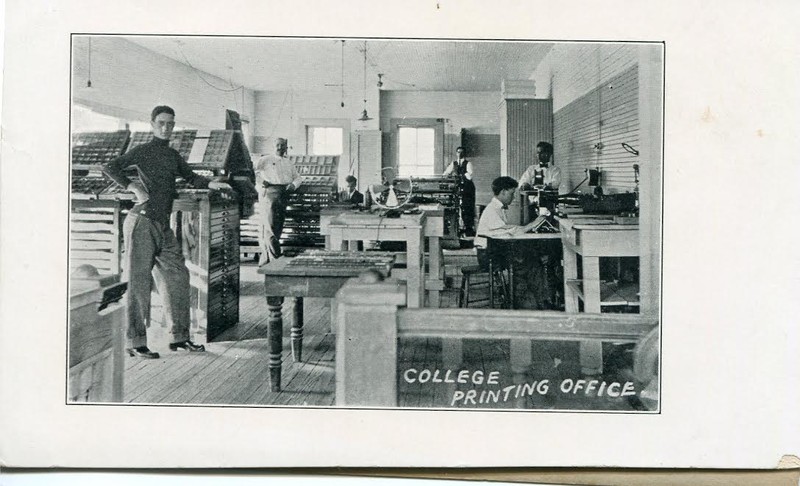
[
  {"xmin": 123, "ymin": 213, "xmax": 191, "ymax": 348},
  {"xmin": 258, "ymin": 186, "xmax": 288, "ymax": 265}
]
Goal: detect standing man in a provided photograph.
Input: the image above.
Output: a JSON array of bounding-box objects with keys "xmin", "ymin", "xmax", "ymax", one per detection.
[
  {"xmin": 103, "ymin": 105, "xmax": 231, "ymax": 359},
  {"xmin": 443, "ymin": 146, "xmax": 476, "ymax": 237},
  {"xmin": 254, "ymin": 137, "xmax": 302, "ymax": 265},
  {"xmin": 519, "ymin": 141, "xmax": 562, "ymax": 193},
  {"xmin": 339, "ymin": 175, "xmax": 364, "ymax": 205}
]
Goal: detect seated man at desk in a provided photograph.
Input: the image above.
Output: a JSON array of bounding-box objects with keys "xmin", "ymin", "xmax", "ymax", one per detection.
[
  {"xmin": 338, "ymin": 175, "xmax": 364, "ymax": 205},
  {"xmin": 476, "ymin": 176, "xmax": 556, "ymax": 310}
]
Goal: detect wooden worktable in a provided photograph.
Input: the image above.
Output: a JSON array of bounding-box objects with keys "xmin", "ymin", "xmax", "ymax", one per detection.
[
  {"xmin": 559, "ymin": 215, "xmax": 640, "ymax": 374},
  {"xmin": 320, "ymin": 206, "xmax": 445, "ymax": 308},
  {"xmin": 258, "ymin": 251, "xmax": 395, "ymax": 391}
]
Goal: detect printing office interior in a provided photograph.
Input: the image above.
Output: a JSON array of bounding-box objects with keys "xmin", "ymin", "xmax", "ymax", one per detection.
[{"xmin": 69, "ymin": 36, "xmax": 663, "ymax": 410}]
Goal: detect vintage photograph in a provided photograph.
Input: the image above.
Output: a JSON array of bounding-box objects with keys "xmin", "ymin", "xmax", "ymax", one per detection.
[{"xmin": 68, "ymin": 35, "xmax": 663, "ymax": 413}]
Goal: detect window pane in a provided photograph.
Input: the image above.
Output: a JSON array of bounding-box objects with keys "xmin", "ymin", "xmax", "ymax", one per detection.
[
  {"xmin": 398, "ymin": 127, "xmax": 435, "ymax": 177},
  {"xmin": 309, "ymin": 126, "xmax": 343, "ymax": 155}
]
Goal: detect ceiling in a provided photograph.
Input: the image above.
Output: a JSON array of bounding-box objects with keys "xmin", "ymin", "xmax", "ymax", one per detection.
[{"xmin": 127, "ymin": 36, "xmax": 554, "ymax": 92}]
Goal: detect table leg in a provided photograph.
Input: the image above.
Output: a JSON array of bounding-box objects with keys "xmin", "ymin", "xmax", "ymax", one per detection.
[
  {"xmin": 562, "ymin": 247, "xmax": 579, "ymax": 312},
  {"xmin": 292, "ymin": 297, "xmax": 303, "ymax": 362},
  {"xmin": 428, "ymin": 235, "xmax": 442, "ymax": 308},
  {"xmin": 330, "ymin": 229, "xmax": 345, "ymax": 251},
  {"xmin": 580, "ymin": 256, "xmax": 603, "ymax": 375},
  {"xmin": 266, "ymin": 296, "xmax": 284, "ymax": 392},
  {"xmin": 406, "ymin": 228, "xmax": 425, "ymax": 308}
]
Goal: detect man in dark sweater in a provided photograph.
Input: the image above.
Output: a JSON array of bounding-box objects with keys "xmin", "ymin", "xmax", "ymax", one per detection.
[{"xmin": 104, "ymin": 105, "xmax": 230, "ymax": 359}]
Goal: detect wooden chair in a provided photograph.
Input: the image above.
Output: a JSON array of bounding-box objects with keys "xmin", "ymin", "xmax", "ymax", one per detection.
[{"xmin": 458, "ymin": 249, "xmax": 510, "ymax": 308}]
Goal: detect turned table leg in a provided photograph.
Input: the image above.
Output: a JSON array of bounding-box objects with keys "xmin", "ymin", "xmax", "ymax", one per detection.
[
  {"xmin": 266, "ymin": 296, "xmax": 284, "ymax": 392},
  {"xmin": 291, "ymin": 297, "xmax": 303, "ymax": 362}
]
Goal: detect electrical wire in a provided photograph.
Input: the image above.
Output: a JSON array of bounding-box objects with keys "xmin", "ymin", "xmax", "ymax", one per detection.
[
  {"xmin": 178, "ymin": 47, "xmax": 244, "ymax": 93},
  {"xmin": 347, "ymin": 41, "xmax": 417, "ymax": 89},
  {"xmin": 266, "ymin": 90, "xmax": 291, "ymax": 142}
]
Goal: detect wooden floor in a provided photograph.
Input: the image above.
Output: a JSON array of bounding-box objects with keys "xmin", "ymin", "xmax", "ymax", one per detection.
[{"xmin": 124, "ymin": 250, "xmax": 646, "ymax": 411}]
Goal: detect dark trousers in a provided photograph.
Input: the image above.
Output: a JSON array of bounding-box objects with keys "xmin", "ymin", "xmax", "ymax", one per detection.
[
  {"xmin": 258, "ymin": 186, "xmax": 288, "ymax": 265},
  {"xmin": 460, "ymin": 182, "xmax": 476, "ymax": 234},
  {"xmin": 123, "ymin": 214, "xmax": 191, "ymax": 348}
]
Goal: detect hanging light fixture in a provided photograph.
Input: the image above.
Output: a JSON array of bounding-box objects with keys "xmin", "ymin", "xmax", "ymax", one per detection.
[
  {"xmin": 358, "ymin": 40, "xmax": 372, "ymax": 121},
  {"xmin": 86, "ymin": 37, "xmax": 93, "ymax": 88}
]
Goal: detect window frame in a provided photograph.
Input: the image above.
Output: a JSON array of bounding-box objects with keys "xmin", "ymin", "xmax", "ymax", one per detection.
[{"xmin": 389, "ymin": 118, "xmax": 445, "ymax": 177}]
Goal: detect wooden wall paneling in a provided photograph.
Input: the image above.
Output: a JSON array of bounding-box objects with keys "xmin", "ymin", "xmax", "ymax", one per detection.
[
  {"xmin": 554, "ymin": 65, "xmax": 639, "ymax": 194},
  {"xmin": 503, "ymin": 99, "xmax": 554, "ymax": 180}
]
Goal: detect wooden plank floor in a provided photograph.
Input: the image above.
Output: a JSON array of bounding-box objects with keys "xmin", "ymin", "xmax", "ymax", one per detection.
[{"xmin": 124, "ymin": 250, "xmax": 647, "ymax": 411}]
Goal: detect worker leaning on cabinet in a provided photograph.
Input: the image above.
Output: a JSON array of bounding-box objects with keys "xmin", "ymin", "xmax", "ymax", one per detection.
[{"xmin": 103, "ymin": 105, "xmax": 232, "ymax": 359}]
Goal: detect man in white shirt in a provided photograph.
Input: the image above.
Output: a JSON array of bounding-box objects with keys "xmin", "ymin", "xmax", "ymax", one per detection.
[
  {"xmin": 519, "ymin": 141, "xmax": 562, "ymax": 193},
  {"xmin": 254, "ymin": 137, "xmax": 303, "ymax": 265},
  {"xmin": 476, "ymin": 176, "xmax": 553, "ymax": 309},
  {"xmin": 475, "ymin": 176, "xmax": 539, "ymax": 250}
]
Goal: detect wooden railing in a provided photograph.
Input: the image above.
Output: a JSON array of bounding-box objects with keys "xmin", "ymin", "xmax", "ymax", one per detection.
[{"xmin": 335, "ymin": 279, "xmax": 659, "ymax": 408}]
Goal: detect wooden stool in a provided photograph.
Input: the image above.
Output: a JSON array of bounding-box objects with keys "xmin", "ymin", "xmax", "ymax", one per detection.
[{"xmin": 459, "ymin": 264, "xmax": 509, "ymax": 308}]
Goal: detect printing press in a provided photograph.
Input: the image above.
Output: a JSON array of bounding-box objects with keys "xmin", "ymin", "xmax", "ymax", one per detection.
[{"xmin": 404, "ymin": 175, "xmax": 461, "ymax": 246}]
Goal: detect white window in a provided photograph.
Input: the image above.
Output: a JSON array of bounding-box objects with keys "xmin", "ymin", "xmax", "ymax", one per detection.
[
  {"xmin": 307, "ymin": 126, "xmax": 343, "ymax": 155},
  {"xmin": 397, "ymin": 126, "xmax": 435, "ymax": 176}
]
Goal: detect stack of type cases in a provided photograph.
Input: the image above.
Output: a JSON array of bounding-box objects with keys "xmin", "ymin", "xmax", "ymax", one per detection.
[
  {"xmin": 70, "ymin": 131, "xmax": 132, "ymax": 275},
  {"xmin": 127, "ymin": 129, "xmax": 245, "ymax": 342},
  {"xmin": 153, "ymin": 189, "xmax": 240, "ymax": 342},
  {"xmin": 72, "ymin": 129, "xmax": 252, "ymax": 341},
  {"xmin": 280, "ymin": 155, "xmax": 339, "ymax": 255}
]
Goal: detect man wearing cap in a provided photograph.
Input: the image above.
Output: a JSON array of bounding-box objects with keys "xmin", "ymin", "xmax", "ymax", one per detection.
[
  {"xmin": 254, "ymin": 137, "xmax": 302, "ymax": 265},
  {"xmin": 103, "ymin": 105, "xmax": 231, "ymax": 359}
]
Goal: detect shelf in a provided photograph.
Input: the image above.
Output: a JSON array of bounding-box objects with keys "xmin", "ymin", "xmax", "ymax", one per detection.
[{"xmin": 566, "ymin": 279, "xmax": 640, "ymax": 307}]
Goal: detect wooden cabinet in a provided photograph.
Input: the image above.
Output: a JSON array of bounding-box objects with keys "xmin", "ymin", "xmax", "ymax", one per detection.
[
  {"xmin": 167, "ymin": 190, "xmax": 240, "ymax": 342},
  {"xmin": 69, "ymin": 271, "xmax": 126, "ymax": 403}
]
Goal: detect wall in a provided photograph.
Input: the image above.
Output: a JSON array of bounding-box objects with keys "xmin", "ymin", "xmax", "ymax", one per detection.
[
  {"xmin": 533, "ymin": 43, "xmax": 664, "ymax": 313},
  {"xmin": 379, "ymin": 90, "xmax": 501, "ymax": 205},
  {"xmin": 531, "ymin": 44, "xmax": 640, "ymax": 194},
  {"xmin": 71, "ymin": 37, "xmax": 256, "ymax": 138},
  {"xmin": 253, "ymin": 87, "xmax": 379, "ymax": 187}
]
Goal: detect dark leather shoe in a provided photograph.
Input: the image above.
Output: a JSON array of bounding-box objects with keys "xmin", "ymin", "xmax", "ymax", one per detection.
[
  {"xmin": 169, "ymin": 340, "xmax": 205, "ymax": 352},
  {"xmin": 126, "ymin": 347, "xmax": 160, "ymax": 359}
]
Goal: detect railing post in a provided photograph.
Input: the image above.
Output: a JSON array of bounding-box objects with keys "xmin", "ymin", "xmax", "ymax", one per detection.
[{"xmin": 335, "ymin": 277, "xmax": 406, "ymax": 407}]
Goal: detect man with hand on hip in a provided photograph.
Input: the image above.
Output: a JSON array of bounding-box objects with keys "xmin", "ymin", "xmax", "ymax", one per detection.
[
  {"xmin": 103, "ymin": 105, "xmax": 231, "ymax": 359},
  {"xmin": 254, "ymin": 137, "xmax": 302, "ymax": 265}
]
